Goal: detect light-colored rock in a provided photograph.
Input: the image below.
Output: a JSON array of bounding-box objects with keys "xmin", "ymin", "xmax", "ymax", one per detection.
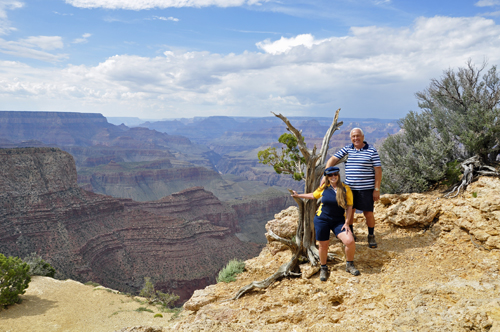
[
  {"xmin": 299, "ymin": 263, "xmax": 320, "ymax": 279},
  {"xmin": 183, "ymin": 285, "xmax": 219, "ymax": 311}
]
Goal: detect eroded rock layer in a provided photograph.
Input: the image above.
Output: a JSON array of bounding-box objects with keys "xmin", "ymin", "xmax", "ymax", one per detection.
[{"xmin": 0, "ymin": 147, "xmax": 261, "ymax": 302}]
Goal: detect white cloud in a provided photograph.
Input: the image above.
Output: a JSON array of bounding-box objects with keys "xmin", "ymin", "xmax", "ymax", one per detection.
[
  {"xmin": 0, "ymin": 0, "xmax": 23, "ymax": 35},
  {"xmin": 0, "ymin": 35, "xmax": 66, "ymax": 62},
  {"xmin": 0, "ymin": 38, "xmax": 67, "ymax": 61},
  {"xmin": 1, "ymin": 16, "xmax": 500, "ymax": 119},
  {"xmin": 65, "ymin": 0, "xmax": 270, "ymax": 10},
  {"xmin": 256, "ymin": 34, "xmax": 331, "ymax": 55},
  {"xmin": 20, "ymin": 36, "xmax": 64, "ymax": 50},
  {"xmin": 475, "ymin": 0, "xmax": 500, "ymax": 7},
  {"xmin": 73, "ymin": 33, "xmax": 92, "ymax": 44},
  {"xmin": 151, "ymin": 16, "xmax": 179, "ymax": 22}
]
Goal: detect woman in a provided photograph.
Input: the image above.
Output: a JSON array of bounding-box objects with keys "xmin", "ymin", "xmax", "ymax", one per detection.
[{"xmin": 291, "ymin": 166, "xmax": 360, "ymax": 281}]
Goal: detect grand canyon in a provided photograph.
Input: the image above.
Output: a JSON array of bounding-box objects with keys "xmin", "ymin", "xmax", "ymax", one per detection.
[{"xmin": 0, "ymin": 110, "xmax": 398, "ymax": 303}]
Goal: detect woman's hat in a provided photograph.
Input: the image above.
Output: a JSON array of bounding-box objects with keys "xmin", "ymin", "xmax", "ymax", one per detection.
[{"xmin": 324, "ymin": 166, "xmax": 340, "ymax": 176}]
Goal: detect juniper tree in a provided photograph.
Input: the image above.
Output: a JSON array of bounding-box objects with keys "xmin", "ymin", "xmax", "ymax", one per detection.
[
  {"xmin": 231, "ymin": 109, "xmax": 343, "ymax": 299},
  {"xmin": 380, "ymin": 60, "xmax": 500, "ymax": 194}
]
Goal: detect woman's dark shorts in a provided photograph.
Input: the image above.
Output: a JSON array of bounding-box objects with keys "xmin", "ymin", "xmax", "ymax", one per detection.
[
  {"xmin": 352, "ymin": 189, "xmax": 374, "ymax": 212},
  {"xmin": 314, "ymin": 217, "xmax": 345, "ymax": 241}
]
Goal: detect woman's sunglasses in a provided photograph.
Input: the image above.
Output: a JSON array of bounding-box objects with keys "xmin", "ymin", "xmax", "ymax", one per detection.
[{"xmin": 327, "ymin": 172, "xmax": 339, "ymax": 177}]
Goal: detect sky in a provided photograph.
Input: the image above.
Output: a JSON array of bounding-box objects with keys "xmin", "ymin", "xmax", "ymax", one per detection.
[{"xmin": 1, "ymin": 1, "xmax": 500, "ymax": 120}]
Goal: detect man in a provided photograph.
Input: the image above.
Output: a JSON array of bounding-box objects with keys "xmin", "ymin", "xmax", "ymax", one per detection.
[{"xmin": 324, "ymin": 128, "xmax": 382, "ymax": 248}]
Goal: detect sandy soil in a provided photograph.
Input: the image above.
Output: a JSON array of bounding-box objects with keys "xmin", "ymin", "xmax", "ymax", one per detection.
[{"xmin": 0, "ymin": 277, "xmax": 179, "ymax": 332}]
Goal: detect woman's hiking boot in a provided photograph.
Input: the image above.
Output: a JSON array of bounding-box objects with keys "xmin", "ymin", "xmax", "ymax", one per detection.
[
  {"xmin": 346, "ymin": 262, "xmax": 360, "ymax": 276},
  {"xmin": 320, "ymin": 266, "xmax": 329, "ymax": 281},
  {"xmin": 368, "ymin": 234, "xmax": 377, "ymax": 248}
]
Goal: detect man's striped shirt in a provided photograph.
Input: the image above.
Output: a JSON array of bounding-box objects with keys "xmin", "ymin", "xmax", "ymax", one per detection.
[{"xmin": 333, "ymin": 142, "xmax": 382, "ymax": 190}]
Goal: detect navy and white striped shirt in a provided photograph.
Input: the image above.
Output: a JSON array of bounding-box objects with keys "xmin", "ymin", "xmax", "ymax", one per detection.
[{"xmin": 333, "ymin": 142, "xmax": 381, "ymax": 190}]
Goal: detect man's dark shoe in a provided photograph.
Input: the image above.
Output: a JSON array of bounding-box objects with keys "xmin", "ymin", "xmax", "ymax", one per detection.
[
  {"xmin": 368, "ymin": 234, "xmax": 378, "ymax": 248},
  {"xmin": 320, "ymin": 267, "xmax": 329, "ymax": 282},
  {"xmin": 346, "ymin": 263, "xmax": 360, "ymax": 276}
]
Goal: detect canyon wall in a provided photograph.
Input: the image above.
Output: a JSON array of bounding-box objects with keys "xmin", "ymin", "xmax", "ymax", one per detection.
[{"xmin": 0, "ymin": 148, "xmax": 261, "ymax": 302}]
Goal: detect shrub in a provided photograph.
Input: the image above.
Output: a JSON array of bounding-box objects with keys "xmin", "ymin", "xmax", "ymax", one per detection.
[
  {"xmin": 380, "ymin": 61, "xmax": 500, "ymax": 193},
  {"xmin": 379, "ymin": 111, "xmax": 453, "ymax": 193},
  {"xmin": 216, "ymin": 259, "xmax": 245, "ymax": 283},
  {"xmin": 139, "ymin": 277, "xmax": 179, "ymax": 309},
  {"xmin": 0, "ymin": 254, "xmax": 31, "ymax": 306},
  {"xmin": 22, "ymin": 253, "xmax": 56, "ymax": 278},
  {"xmin": 135, "ymin": 306, "xmax": 154, "ymax": 313},
  {"xmin": 154, "ymin": 313, "xmax": 163, "ymax": 318}
]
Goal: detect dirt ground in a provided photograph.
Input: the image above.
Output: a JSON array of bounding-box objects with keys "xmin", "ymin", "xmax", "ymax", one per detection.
[{"xmin": 0, "ymin": 277, "xmax": 179, "ymax": 332}]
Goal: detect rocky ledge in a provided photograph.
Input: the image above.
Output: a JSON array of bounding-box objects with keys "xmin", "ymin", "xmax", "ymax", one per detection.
[{"xmin": 170, "ymin": 176, "xmax": 500, "ymax": 331}]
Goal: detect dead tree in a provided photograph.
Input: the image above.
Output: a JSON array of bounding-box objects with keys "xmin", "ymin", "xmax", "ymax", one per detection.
[
  {"xmin": 444, "ymin": 155, "xmax": 500, "ymax": 198},
  {"xmin": 231, "ymin": 109, "xmax": 343, "ymax": 300}
]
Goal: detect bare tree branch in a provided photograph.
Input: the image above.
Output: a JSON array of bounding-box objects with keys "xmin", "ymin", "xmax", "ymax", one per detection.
[
  {"xmin": 318, "ymin": 108, "xmax": 343, "ymax": 166},
  {"xmin": 272, "ymin": 112, "xmax": 311, "ymax": 161}
]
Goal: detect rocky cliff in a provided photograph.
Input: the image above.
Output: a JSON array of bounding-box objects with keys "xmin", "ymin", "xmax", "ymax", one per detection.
[
  {"xmin": 0, "ymin": 147, "xmax": 261, "ymax": 302},
  {"xmin": 173, "ymin": 176, "xmax": 500, "ymax": 331},
  {"xmin": 3, "ymin": 176, "xmax": 500, "ymax": 331}
]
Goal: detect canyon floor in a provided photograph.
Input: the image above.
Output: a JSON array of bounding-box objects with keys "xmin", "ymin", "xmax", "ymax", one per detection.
[{"xmin": 2, "ymin": 178, "xmax": 500, "ymax": 331}]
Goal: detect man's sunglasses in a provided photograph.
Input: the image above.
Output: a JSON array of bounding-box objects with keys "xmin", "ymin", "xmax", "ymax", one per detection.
[{"xmin": 327, "ymin": 172, "xmax": 339, "ymax": 177}]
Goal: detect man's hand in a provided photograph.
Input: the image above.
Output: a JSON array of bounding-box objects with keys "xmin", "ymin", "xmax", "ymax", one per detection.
[{"xmin": 373, "ymin": 190, "xmax": 380, "ymax": 202}]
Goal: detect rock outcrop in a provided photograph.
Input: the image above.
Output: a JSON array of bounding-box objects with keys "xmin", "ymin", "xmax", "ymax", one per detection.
[
  {"xmin": 173, "ymin": 177, "xmax": 500, "ymax": 331},
  {"xmin": 0, "ymin": 147, "xmax": 261, "ymax": 302},
  {"xmin": 3, "ymin": 176, "xmax": 500, "ymax": 332}
]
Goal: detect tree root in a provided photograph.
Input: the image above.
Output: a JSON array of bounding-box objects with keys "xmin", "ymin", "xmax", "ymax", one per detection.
[
  {"xmin": 445, "ymin": 155, "xmax": 499, "ymax": 198},
  {"xmin": 267, "ymin": 229, "xmax": 297, "ymax": 252},
  {"xmin": 229, "ymin": 255, "xmax": 301, "ymax": 300},
  {"xmin": 469, "ymin": 234, "xmax": 491, "ymax": 251}
]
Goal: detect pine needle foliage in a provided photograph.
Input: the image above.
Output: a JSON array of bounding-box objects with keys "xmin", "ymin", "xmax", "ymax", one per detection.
[
  {"xmin": 258, "ymin": 133, "xmax": 306, "ymax": 181},
  {"xmin": 0, "ymin": 254, "xmax": 31, "ymax": 307}
]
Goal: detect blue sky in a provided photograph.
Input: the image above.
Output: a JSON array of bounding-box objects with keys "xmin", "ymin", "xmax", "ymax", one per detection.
[{"xmin": 1, "ymin": 0, "xmax": 500, "ymax": 120}]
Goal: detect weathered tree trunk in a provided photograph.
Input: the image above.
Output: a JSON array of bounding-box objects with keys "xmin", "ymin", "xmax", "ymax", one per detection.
[
  {"xmin": 444, "ymin": 155, "xmax": 500, "ymax": 198},
  {"xmin": 230, "ymin": 109, "xmax": 343, "ymax": 300}
]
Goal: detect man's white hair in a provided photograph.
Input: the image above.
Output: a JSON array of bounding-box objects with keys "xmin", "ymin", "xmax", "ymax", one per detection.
[{"xmin": 350, "ymin": 127, "xmax": 364, "ymax": 136}]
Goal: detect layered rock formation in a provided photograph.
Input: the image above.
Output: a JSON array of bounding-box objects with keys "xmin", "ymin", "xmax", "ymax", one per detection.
[{"xmin": 0, "ymin": 147, "xmax": 261, "ymax": 302}]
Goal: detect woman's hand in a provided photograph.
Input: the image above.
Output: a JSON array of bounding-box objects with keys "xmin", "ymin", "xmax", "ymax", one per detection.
[
  {"xmin": 341, "ymin": 221, "xmax": 351, "ymax": 235},
  {"xmin": 291, "ymin": 190, "xmax": 298, "ymax": 197}
]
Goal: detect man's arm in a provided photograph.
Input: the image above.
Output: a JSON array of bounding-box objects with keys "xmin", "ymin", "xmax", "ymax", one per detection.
[
  {"xmin": 326, "ymin": 156, "xmax": 340, "ymax": 168},
  {"xmin": 320, "ymin": 156, "xmax": 340, "ymax": 186},
  {"xmin": 373, "ymin": 166, "xmax": 382, "ymax": 202}
]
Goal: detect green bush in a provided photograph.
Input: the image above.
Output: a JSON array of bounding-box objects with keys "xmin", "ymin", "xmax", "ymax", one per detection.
[
  {"xmin": 0, "ymin": 254, "xmax": 31, "ymax": 306},
  {"xmin": 380, "ymin": 61, "xmax": 500, "ymax": 193},
  {"xmin": 139, "ymin": 277, "xmax": 179, "ymax": 309},
  {"xmin": 379, "ymin": 111, "xmax": 453, "ymax": 193},
  {"xmin": 23, "ymin": 253, "xmax": 56, "ymax": 278},
  {"xmin": 216, "ymin": 259, "xmax": 245, "ymax": 283}
]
